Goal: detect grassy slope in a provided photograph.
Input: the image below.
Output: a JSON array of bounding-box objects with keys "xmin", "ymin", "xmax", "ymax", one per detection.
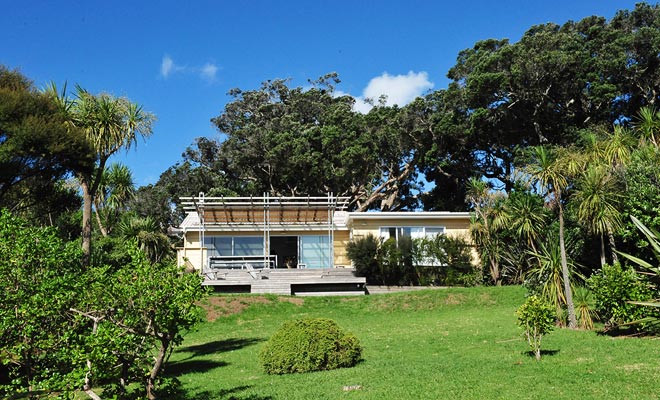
[{"xmin": 170, "ymin": 286, "xmax": 660, "ymax": 400}]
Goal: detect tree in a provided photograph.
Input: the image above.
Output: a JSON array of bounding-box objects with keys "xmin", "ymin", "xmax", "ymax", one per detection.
[
  {"xmin": 94, "ymin": 162, "xmax": 135, "ymax": 237},
  {"xmin": 46, "ymin": 85, "xmax": 155, "ymax": 266},
  {"xmin": 211, "ymin": 73, "xmax": 420, "ymax": 210},
  {"xmin": 0, "ymin": 210, "xmax": 84, "ymax": 396},
  {"xmin": 498, "ymin": 189, "xmax": 549, "ymax": 257},
  {"xmin": 0, "ymin": 66, "xmax": 90, "ymax": 226},
  {"xmin": 573, "ymin": 164, "xmax": 623, "ymax": 267},
  {"xmin": 105, "ymin": 246, "xmax": 204, "ymax": 399},
  {"xmin": 466, "ymin": 178, "xmax": 507, "ymax": 285},
  {"xmin": 516, "ymin": 295, "xmax": 556, "ymax": 361},
  {"xmin": 118, "ymin": 213, "xmax": 173, "ymax": 263},
  {"xmin": 524, "ymin": 146, "xmax": 581, "ymax": 329}
]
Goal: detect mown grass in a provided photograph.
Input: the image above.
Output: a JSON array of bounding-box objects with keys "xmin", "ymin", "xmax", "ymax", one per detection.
[{"xmin": 169, "ymin": 286, "xmax": 660, "ymax": 399}]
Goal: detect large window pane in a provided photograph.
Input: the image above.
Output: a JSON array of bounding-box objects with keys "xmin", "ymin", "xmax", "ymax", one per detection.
[
  {"xmin": 215, "ymin": 237, "xmax": 232, "ymax": 256},
  {"xmin": 234, "ymin": 236, "xmax": 263, "ymax": 256},
  {"xmin": 299, "ymin": 235, "xmax": 331, "ymax": 268},
  {"xmin": 204, "ymin": 236, "xmax": 218, "ymax": 257}
]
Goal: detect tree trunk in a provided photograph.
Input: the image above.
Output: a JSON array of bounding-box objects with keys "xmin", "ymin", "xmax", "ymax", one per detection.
[
  {"xmin": 146, "ymin": 338, "xmax": 170, "ymax": 400},
  {"xmin": 83, "ymin": 318, "xmax": 99, "ymax": 391},
  {"xmin": 599, "ymin": 234, "xmax": 606, "ymax": 268},
  {"xmin": 608, "ymin": 230, "xmax": 618, "ymax": 264},
  {"xmin": 81, "ymin": 179, "xmax": 93, "ymax": 267},
  {"xmin": 558, "ymin": 204, "xmax": 577, "ymax": 329},
  {"xmin": 93, "ymin": 196, "xmax": 108, "ymax": 237},
  {"xmin": 94, "ymin": 206, "xmax": 108, "ymax": 237}
]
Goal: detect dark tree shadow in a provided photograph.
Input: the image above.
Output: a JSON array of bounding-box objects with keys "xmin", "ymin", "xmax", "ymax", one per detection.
[
  {"xmin": 523, "ymin": 349, "xmax": 560, "ymax": 358},
  {"xmin": 165, "ymin": 359, "xmax": 229, "ymax": 376},
  {"xmin": 178, "ymin": 337, "xmax": 266, "ymax": 358},
  {"xmin": 596, "ymin": 325, "xmax": 652, "ymax": 337}
]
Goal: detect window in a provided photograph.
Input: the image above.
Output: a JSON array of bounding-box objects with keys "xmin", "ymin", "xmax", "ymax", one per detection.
[
  {"xmin": 234, "ymin": 237, "xmax": 263, "ymax": 256},
  {"xmin": 205, "ymin": 236, "xmax": 264, "ymax": 257},
  {"xmin": 379, "ymin": 226, "xmax": 445, "ymax": 242},
  {"xmin": 299, "ymin": 235, "xmax": 331, "ymax": 269}
]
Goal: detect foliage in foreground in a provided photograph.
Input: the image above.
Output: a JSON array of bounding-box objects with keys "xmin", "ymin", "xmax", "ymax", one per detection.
[
  {"xmin": 0, "ymin": 209, "xmax": 84, "ymax": 395},
  {"xmin": 259, "ymin": 318, "xmax": 362, "ymax": 374},
  {"xmin": 0, "ymin": 210, "xmax": 205, "ymax": 399},
  {"xmin": 516, "ymin": 295, "xmax": 556, "ymax": 361}
]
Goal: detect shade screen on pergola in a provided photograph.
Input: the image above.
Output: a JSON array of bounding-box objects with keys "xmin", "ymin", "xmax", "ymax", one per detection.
[{"xmin": 182, "ymin": 195, "xmax": 350, "ymax": 227}]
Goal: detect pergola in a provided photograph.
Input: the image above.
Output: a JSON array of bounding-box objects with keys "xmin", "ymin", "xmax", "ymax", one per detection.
[{"xmin": 181, "ymin": 193, "xmax": 350, "ymax": 268}]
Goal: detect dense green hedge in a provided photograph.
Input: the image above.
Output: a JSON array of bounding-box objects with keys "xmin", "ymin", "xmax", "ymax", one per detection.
[{"xmin": 259, "ymin": 318, "xmax": 362, "ymax": 374}]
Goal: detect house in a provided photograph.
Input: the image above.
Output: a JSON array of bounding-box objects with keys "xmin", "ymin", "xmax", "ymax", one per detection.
[{"xmin": 176, "ymin": 193, "xmax": 472, "ymax": 295}]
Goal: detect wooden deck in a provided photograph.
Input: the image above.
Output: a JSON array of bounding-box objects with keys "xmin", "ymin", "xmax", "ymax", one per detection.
[{"xmin": 202, "ymin": 268, "xmax": 366, "ymax": 296}]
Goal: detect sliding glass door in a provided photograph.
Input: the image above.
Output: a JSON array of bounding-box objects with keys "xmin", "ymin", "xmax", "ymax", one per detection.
[{"xmin": 298, "ymin": 235, "xmax": 331, "ymax": 269}]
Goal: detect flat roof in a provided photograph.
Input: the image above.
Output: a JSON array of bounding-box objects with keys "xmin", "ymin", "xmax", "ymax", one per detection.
[{"xmin": 346, "ymin": 211, "xmax": 471, "ymax": 221}]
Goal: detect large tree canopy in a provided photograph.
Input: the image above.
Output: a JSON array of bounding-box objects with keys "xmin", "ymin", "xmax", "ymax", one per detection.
[
  {"xmin": 210, "ymin": 73, "xmax": 421, "ymax": 210},
  {"xmin": 426, "ymin": 3, "xmax": 660, "ymax": 202},
  {"xmin": 0, "ymin": 66, "xmax": 91, "ymax": 224}
]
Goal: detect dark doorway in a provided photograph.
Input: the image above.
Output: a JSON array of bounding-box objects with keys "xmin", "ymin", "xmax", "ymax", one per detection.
[{"xmin": 270, "ymin": 236, "xmax": 297, "ymax": 268}]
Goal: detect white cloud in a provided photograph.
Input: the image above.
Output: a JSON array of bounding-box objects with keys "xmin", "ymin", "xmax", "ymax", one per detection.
[
  {"xmin": 160, "ymin": 55, "xmax": 218, "ymax": 82},
  {"xmin": 160, "ymin": 55, "xmax": 180, "ymax": 78},
  {"xmin": 336, "ymin": 71, "xmax": 433, "ymax": 113},
  {"xmin": 363, "ymin": 71, "xmax": 433, "ymax": 107},
  {"xmin": 200, "ymin": 63, "xmax": 218, "ymax": 81}
]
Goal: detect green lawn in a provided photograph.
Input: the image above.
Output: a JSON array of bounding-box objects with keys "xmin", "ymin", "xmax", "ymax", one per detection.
[{"xmin": 168, "ymin": 286, "xmax": 660, "ymax": 399}]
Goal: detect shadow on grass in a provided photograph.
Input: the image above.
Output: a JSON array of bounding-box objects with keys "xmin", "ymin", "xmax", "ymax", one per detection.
[
  {"xmin": 178, "ymin": 337, "xmax": 266, "ymax": 357},
  {"xmin": 165, "ymin": 359, "xmax": 229, "ymax": 376},
  {"xmin": 165, "ymin": 338, "xmax": 267, "ymax": 381},
  {"xmin": 523, "ymin": 349, "xmax": 560, "ymax": 358},
  {"xmin": 165, "ymin": 384, "xmax": 274, "ymax": 400},
  {"xmin": 596, "ymin": 325, "xmax": 653, "ymax": 338}
]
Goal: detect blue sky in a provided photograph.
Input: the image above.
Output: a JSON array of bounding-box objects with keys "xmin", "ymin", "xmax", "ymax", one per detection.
[{"xmin": 1, "ymin": 1, "xmax": 644, "ymax": 186}]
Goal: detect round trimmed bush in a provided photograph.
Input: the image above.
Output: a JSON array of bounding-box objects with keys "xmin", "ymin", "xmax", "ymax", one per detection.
[{"xmin": 259, "ymin": 318, "xmax": 362, "ymax": 374}]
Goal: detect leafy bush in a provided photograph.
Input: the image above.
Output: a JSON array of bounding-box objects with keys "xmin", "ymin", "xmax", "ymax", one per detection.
[
  {"xmin": 379, "ymin": 236, "xmax": 415, "ymax": 285},
  {"xmin": 0, "ymin": 209, "xmax": 84, "ymax": 396},
  {"xmin": 259, "ymin": 318, "xmax": 362, "ymax": 374},
  {"xmin": 516, "ymin": 295, "xmax": 556, "ymax": 361},
  {"xmin": 414, "ymin": 235, "xmax": 476, "ymax": 286},
  {"xmin": 587, "ymin": 263, "xmax": 653, "ymax": 328},
  {"xmin": 347, "ymin": 233, "xmax": 476, "ymax": 286},
  {"xmin": 346, "ymin": 234, "xmax": 380, "ymax": 283}
]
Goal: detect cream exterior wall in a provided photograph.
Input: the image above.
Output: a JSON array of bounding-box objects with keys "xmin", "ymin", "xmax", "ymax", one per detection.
[
  {"xmin": 349, "ymin": 217, "xmax": 471, "ymax": 241},
  {"xmin": 176, "ymin": 214, "xmax": 474, "ymax": 270}
]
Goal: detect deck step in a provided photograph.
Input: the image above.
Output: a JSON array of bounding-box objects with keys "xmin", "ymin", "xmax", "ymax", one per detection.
[
  {"xmin": 295, "ymin": 291, "xmax": 365, "ymax": 297},
  {"xmin": 202, "ymin": 268, "xmax": 366, "ymax": 295}
]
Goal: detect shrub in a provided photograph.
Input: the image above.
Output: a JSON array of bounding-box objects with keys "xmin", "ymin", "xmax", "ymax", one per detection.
[
  {"xmin": 572, "ymin": 286, "xmax": 597, "ymax": 330},
  {"xmin": 259, "ymin": 318, "xmax": 362, "ymax": 374},
  {"xmin": 346, "ymin": 234, "xmax": 380, "ymax": 283},
  {"xmin": 413, "ymin": 235, "xmax": 476, "ymax": 286},
  {"xmin": 587, "ymin": 263, "xmax": 653, "ymax": 328},
  {"xmin": 379, "ymin": 236, "xmax": 415, "ymax": 285},
  {"xmin": 348, "ymin": 233, "xmax": 477, "ymax": 286},
  {"xmin": 516, "ymin": 295, "xmax": 556, "ymax": 361}
]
